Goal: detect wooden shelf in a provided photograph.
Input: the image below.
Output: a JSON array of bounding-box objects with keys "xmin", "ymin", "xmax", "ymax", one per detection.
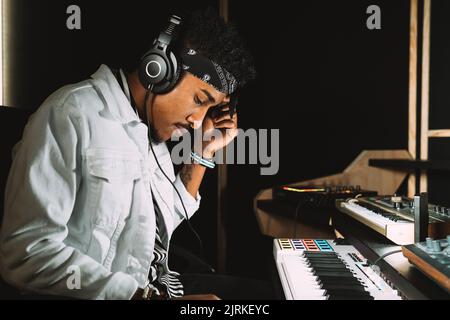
[{"xmin": 369, "ymin": 159, "xmax": 450, "ymax": 171}]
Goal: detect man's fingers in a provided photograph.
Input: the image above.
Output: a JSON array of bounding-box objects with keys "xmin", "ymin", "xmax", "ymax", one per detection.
[
  {"xmin": 214, "ymin": 114, "xmax": 231, "ymax": 123},
  {"xmin": 173, "ymin": 294, "xmax": 221, "ymax": 300},
  {"xmin": 214, "ymin": 119, "xmax": 236, "ymax": 129}
]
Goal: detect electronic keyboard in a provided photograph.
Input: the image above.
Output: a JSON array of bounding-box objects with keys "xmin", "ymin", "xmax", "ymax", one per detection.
[{"xmin": 274, "ymin": 238, "xmax": 402, "ymax": 300}]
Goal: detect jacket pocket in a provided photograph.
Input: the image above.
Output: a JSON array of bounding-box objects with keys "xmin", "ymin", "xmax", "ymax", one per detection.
[
  {"xmin": 86, "ymin": 148, "xmax": 142, "ymax": 183},
  {"xmin": 84, "ymin": 148, "xmax": 142, "ymax": 264}
]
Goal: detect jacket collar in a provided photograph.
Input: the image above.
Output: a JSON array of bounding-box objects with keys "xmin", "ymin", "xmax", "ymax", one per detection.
[{"xmin": 90, "ymin": 64, "xmax": 141, "ymax": 124}]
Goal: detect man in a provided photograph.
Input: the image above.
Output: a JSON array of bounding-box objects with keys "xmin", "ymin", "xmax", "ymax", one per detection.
[{"xmin": 0, "ymin": 8, "xmax": 271, "ymax": 300}]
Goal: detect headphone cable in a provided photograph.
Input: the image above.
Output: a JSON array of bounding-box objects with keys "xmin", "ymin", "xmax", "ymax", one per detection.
[{"xmin": 144, "ymin": 92, "xmax": 204, "ymax": 258}]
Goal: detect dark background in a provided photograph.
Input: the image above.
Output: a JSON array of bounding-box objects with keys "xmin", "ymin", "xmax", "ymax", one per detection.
[
  {"xmin": 1, "ymin": 0, "xmax": 450, "ymax": 281},
  {"xmin": 428, "ymin": 0, "xmax": 450, "ymax": 209}
]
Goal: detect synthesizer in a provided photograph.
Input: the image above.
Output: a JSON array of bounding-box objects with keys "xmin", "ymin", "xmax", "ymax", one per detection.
[
  {"xmin": 402, "ymin": 236, "xmax": 450, "ymax": 293},
  {"xmin": 336, "ymin": 195, "xmax": 450, "ymax": 245},
  {"xmin": 267, "ymin": 185, "xmax": 377, "ymax": 224},
  {"xmin": 274, "ymin": 238, "xmax": 402, "ymax": 300},
  {"xmin": 273, "ymin": 185, "xmax": 377, "ymax": 208}
]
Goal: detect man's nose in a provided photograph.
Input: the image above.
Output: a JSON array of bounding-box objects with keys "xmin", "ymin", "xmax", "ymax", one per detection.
[{"xmin": 187, "ymin": 108, "xmax": 209, "ymax": 129}]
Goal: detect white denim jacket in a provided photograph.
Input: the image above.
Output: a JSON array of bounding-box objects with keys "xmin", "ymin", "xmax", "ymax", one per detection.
[{"xmin": 0, "ymin": 65, "xmax": 201, "ymax": 300}]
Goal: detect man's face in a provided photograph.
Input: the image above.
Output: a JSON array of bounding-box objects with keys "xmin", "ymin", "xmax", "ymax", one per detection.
[{"xmin": 148, "ymin": 72, "xmax": 229, "ymax": 143}]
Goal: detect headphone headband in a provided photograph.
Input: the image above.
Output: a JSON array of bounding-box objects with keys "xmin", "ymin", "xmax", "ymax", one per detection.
[
  {"xmin": 156, "ymin": 15, "xmax": 182, "ymax": 46},
  {"xmin": 166, "ymin": 15, "xmax": 182, "ymax": 36},
  {"xmin": 138, "ymin": 14, "xmax": 183, "ymax": 93}
]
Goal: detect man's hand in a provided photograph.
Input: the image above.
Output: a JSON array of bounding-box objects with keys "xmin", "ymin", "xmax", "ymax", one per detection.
[
  {"xmin": 173, "ymin": 294, "xmax": 221, "ymax": 300},
  {"xmin": 196, "ymin": 105, "xmax": 238, "ymax": 159},
  {"xmin": 181, "ymin": 105, "xmax": 238, "ymax": 198},
  {"xmin": 131, "ymin": 288, "xmax": 145, "ymax": 300},
  {"xmin": 132, "ymin": 288, "xmax": 220, "ymax": 300}
]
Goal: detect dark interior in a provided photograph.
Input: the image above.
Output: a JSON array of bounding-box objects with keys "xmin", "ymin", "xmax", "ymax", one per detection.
[{"xmin": 1, "ymin": 0, "xmax": 450, "ymax": 299}]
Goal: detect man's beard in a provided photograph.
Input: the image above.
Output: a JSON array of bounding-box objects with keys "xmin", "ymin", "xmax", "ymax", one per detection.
[{"xmin": 148, "ymin": 124, "xmax": 163, "ymax": 144}]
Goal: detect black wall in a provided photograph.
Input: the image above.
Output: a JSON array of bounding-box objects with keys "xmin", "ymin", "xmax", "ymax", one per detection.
[
  {"xmin": 227, "ymin": 0, "xmax": 410, "ymax": 277},
  {"xmin": 429, "ymin": 0, "xmax": 450, "ymax": 207},
  {"xmin": 7, "ymin": 0, "xmax": 218, "ymax": 109}
]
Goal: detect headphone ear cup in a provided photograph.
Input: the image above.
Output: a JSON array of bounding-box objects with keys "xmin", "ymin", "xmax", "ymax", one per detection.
[
  {"xmin": 164, "ymin": 51, "xmax": 181, "ymax": 93},
  {"xmin": 138, "ymin": 51, "xmax": 169, "ymax": 91},
  {"xmin": 151, "ymin": 51, "xmax": 181, "ymax": 94}
]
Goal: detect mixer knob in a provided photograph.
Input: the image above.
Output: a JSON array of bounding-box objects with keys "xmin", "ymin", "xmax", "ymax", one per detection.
[
  {"xmin": 355, "ymin": 185, "xmax": 361, "ymax": 191},
  {"xmin": 445, "ymin": 248, "xmax": 450, "ymax": 257},
  {"xmin": 432, "ymin": 240, "xmax": 442, "ymax": 253},
  {"xmin": 446, "ymin": 236, "xmax": 450, "ymax": 257},
  {"xmin": 426, "ymin": 237, "xmax": 434, "ymax": 251},
  {"xmin": 394, "ymin": 202, "xmax": 403, "ymax": 209}
]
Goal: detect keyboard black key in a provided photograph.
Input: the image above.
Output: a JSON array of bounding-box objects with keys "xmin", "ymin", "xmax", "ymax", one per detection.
[
  {"xmin": 318, "ymin": 277, "xmax": 362, "ymax": 285},
  {"xmin": 320, "ymin": 284, "xmax": 366, "ymax": 292},
  {"xmin": 328, "ymin": 295, "xmax": 374, "ymax": 300},
  {"xmin": 326, "ymin": 288, "xmax": 372, "ymax": 296},
  {"xmin": 314, "ymin": 271, "xmax": 355, "ymax": 278},
  {"xmin": 319, "ymin": 278, "xmax": 363, "ymax": 286}
]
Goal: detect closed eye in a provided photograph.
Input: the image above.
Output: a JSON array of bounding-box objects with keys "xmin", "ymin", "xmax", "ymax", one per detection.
[{"xmin": 194, "ymin": 95, "xmax": 204, "ymax": 106}]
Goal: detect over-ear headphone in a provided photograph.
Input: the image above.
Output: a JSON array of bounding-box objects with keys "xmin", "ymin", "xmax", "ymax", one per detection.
[{"xmin": 138, "ymin": 14, "xmax": 182, "ymax": 94}]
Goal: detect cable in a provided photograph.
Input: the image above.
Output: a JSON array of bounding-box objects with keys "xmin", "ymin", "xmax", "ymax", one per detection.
[
  {"xmin": 372, "ymin": 249, "xmax": 403, "ymax": 266},
  {"xmin": 293, "ymin": 199, "xmax": 308, "ymax": 237},
  {"xmin": 144, "ymin": 92, "xmax": 204, "ymax": 258}
]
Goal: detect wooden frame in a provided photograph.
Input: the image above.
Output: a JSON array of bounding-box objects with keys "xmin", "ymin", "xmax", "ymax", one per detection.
[
  {"xmin": 1, "ymin": 0, "xmax": 12, "ymax": 107},
  {"xmin": 420, "ymin": 0, "xmax": 431, "ymax": 193},
  {"xmin": 408, "ymin": 0, "xmax": 447, "ymax": 196},
  {"xmin": 428, "ymin": 130, "xmax": 450, "ymax": 138},
  {"xmin": 217, "ymin": 0, "xmax": 229, "ymax": 273},
  {"xmin": 408, "ymin": 0, "xmax": 418, "ymax": 197}
]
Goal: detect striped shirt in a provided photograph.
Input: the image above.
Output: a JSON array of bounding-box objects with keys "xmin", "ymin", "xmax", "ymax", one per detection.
[{"xmin": 149, "ymin": 195, "xmax": 184, "ymax": 298}]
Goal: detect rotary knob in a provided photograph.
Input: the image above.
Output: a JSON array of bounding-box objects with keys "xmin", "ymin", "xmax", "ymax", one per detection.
[
  {"xmin": 432, "ymin": 240, "xmax": 442, "ymax": 253},
  {"xmin": 426, "ymin": 237, "xmax": 434, "ymax": 251},
  {"xmin": 391, "ymin": 195, "xmax": 402, "ymax": 209}
]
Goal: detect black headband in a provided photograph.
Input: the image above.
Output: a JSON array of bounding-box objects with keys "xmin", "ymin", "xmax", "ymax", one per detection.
[{"xmin": 180, "ymin": 48, "xmax": 238, "ymax": 95}]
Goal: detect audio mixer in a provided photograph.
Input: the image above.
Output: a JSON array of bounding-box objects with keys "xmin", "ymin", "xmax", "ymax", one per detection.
[
  {"xmin": 402, "ymin": 236, "xmax": 450, "ymax": 293},
  {"xmin": 274, "ymin": 185, "xmax": 377, "ymax": 207}
]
